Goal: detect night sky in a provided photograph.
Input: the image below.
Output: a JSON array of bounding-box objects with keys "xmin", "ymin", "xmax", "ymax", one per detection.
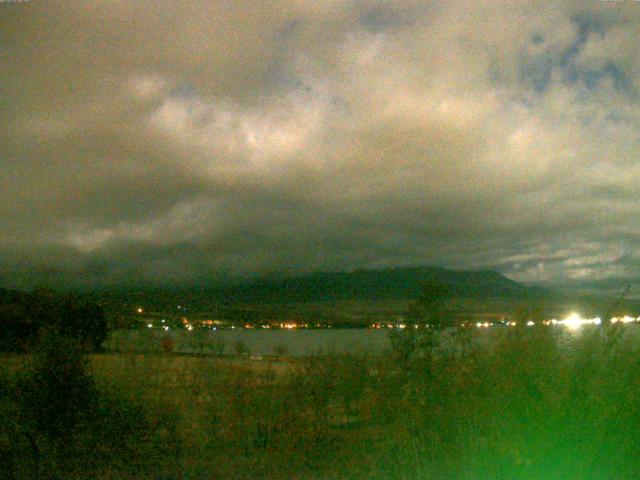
[{"xmin": 2, "ymin": 1, "xmax": 639, "ymax": 288}]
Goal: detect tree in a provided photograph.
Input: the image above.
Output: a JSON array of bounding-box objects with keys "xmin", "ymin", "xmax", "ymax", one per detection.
[
  {"xmin": 59, "ymin": 295, "xmax": 108, "ymax": 351},
  {"xmin": 407, "ymin": 280, "xmax": 451, "ymax": 328},
  {"xmin": 4, "ymin": 327, "xmax": 182, "ymax": 478},
  {"xmin": 10, "ymin": 328, "xmax": 97, "ymax": 479},
  {"xmin": 390, "ymin": 281, "xmax": 451, "ymax": 369},
  {"xmin": 18, "ymin": 329, "xmax": 97, "ymax": 441},
  {"xmin": 0, "ymin": 291, "xmax": 108, "ymax": 352}
]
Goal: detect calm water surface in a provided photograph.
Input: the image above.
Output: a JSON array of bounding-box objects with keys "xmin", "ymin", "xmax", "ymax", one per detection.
[
  {"xmin": 107, "ymin": 328, "xmax": 393, "ymax": 356},
  {"xmin": 106, "ymin": 324, "xmax": 640, "ymax": 357}
]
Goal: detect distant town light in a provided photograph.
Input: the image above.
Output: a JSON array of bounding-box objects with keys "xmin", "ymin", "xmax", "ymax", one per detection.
[
  {"xmin": 611, "ymin": 315, "xmax": 637, "ymax": 324},
  {"xmin": 561, "ymin": 313, "xmax": 581, "ymax": 330},
  {"xmin": 557, "ymin": 312, "xmax": 601, "ymax": 330}
]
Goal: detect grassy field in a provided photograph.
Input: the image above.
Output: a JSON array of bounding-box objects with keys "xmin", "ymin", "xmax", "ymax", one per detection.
[{"xmin": 3, "ymin": 324, "xmax": 640, "ymax": 479}]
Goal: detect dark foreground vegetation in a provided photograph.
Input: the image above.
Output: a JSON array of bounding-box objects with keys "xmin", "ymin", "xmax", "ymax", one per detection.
[
  {"xmin": 0, "ymin": 288, "xmax": 108, "ymax": 352},
  {"xmin": 2, "ymin": 321, "xmax": 640, "ymax": 479}
]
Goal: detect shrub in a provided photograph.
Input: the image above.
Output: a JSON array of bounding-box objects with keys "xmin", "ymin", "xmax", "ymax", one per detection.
[
  {"xmin": 3, "ymin": 329, "xmax": 182, "ymax": 479},
  {"xmin": 161, "ymin": 335, "xmax": 174, "ymax": 353},
  {"xmin": 233, "ymin": 340, "xmax": 249, "ymax": 356}
]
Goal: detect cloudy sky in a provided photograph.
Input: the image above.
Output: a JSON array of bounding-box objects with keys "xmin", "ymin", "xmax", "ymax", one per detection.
[{"xmin": 2, "ymin": 0, "xmax": 640, "ymax": 288}]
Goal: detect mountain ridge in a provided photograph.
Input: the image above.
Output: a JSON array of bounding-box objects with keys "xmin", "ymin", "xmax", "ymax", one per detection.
[{"xmin": 218, "ymin": 265, "xmax": 548, "ymax": 304}]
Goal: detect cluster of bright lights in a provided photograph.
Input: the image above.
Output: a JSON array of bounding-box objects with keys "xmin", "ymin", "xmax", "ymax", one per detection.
[
  {"xmin": 147, "ymin": 322, "xmax": 170, "ymax": 331},
  {"xmin": 142, "ymin": 312, "xmax": 640, "ymax": 331},
  {"xmin": 276, "ymin": 322, "xmax": 310, "ymax": 329},
  {"xmin": 370, "ymin": 323, "xmax": 413, "ymax": 329},
  {"xmin": 611, "ymin": 315, "xmax": 640, "ymax": 324},
  {"xmin": 465, "ymin": 312, "xmax": 640, "ymax": 330},
  {"xmin": 549, "ymin": 312, "xmax": 601, "ymax": 330}
]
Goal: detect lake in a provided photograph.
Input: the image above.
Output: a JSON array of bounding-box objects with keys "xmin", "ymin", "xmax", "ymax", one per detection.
[
  {"xmin": 105, "ymin": 323, "xmax": 640, "ymax": 357},
  {"xmin": 106, "ymin": 328, "xmax": 394, "ymax": 356}
]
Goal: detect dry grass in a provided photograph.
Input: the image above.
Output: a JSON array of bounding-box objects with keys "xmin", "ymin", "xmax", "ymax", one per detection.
[{"xmin": 4, "ymin": 326, "xmax": 640, "ymax": 479}]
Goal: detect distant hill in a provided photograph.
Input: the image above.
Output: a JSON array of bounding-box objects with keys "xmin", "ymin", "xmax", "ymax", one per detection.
[{"xmin": 216, "ymin": 266, "xmax": 549, "ymax": 304}]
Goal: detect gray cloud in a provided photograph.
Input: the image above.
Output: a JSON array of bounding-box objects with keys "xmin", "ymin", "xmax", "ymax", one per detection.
[{"xmin": 2, "ymin": 0, "xmax": 640, "ymax": 288}]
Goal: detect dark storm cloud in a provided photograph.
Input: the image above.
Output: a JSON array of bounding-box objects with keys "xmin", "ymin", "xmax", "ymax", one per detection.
[{"xmin": 2, "ymin": 0, "xmax": 640, "ymax": 287}]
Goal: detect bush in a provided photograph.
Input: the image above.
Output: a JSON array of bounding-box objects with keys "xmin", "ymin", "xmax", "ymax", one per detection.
[
  {"xmin": 382, "ymin": 325, "xmax": 640, "ymax": 479},
  {"xmin": 161, "ymin": 335, "xmax": 174, "ymax": 353},
  {"xmin": 233, "ymin": 340, "xmax": 249, "ymax": 356},
  {"xmin": 2, "ymin": 329, "xmax": 182, "ymax": 479}
]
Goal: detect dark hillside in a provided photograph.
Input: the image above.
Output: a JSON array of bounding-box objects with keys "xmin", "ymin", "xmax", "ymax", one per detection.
[{"xmin": 218, "ymin": 266, "xmax": 548, "ymax": 304}]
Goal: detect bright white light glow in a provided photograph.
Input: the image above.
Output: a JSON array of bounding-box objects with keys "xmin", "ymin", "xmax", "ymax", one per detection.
[
  {"xmin": 556, "ymin": 312, "xmax": 601, "ymax": 330},
  {"xmin": 473, "ymin": 322, "xmax": 491, "ymax": 328},
  {"xmin": 611, "ymin": 315, "xmax": 638, "ymax": 324}
]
